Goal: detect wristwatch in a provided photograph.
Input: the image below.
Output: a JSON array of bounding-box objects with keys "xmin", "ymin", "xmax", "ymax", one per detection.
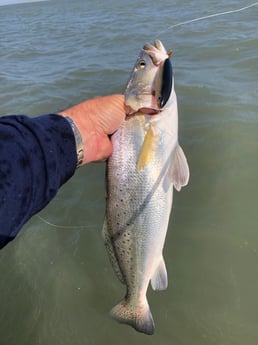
[{"xmin": 65, "ymin": 116, "xmax": 84, "ymax": 168}]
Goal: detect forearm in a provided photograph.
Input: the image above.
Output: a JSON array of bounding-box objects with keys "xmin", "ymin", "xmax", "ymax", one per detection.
[
  {"xmin": 0, "ymin": 114, "xmax": 77, "ymax": 248},
  {"xmin": 0, "ymin": 94, "xmax": 125, "ymax": 249}
]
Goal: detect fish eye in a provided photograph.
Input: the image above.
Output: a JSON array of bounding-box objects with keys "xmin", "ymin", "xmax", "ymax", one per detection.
[{"xmin": 138, "ymin": 59, "xmax": 146, "ymax": 69}]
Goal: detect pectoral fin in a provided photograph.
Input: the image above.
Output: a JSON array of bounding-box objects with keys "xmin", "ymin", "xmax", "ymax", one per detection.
[
  {"xmin": 163, "ymin": 144, "xmax": 190, "ymax": 192},
  {"xmin": 137, "ymin": 125, "xmax": 159, "ymax": 172},
  {"xmin": 151, "ymin": 257, "xmax": 168, "ymax": 291},
  {"xmin": 171, "ymin": 144, "xmax": 190, "ymax": 191},
  {"xmin": 102, "ymin": 218, "xmax": 125, "ymax": 284}
]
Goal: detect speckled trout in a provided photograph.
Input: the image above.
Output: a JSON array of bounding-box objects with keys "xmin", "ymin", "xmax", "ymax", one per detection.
[{"xmin": 102, "ymin": 40, "xmax": 189, "ymax": 335}]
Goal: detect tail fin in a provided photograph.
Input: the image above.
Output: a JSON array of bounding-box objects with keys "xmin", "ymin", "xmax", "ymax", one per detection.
[{"xmin": 110, "ymin": 298, "xmax": 155, "ymax": 335}]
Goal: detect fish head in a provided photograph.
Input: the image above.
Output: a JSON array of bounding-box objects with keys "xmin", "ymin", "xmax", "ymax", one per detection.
[{"xmin": 125, "ymin": 40, "xmax": 173, "ymax": 116}]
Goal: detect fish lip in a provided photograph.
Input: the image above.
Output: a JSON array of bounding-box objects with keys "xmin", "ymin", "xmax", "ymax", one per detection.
[
  {"xmin": 125, "ymin": 105, "xmax": 160, "ymax": 116},
  {"xmin": 138, "ymin": 107, "xmax": 160, "ymax": 115}
]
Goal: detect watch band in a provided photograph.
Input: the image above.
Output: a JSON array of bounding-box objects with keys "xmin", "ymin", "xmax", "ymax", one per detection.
[{"xmin": 65, "ymin": 116, "xmax": 84, "ymax": 168}]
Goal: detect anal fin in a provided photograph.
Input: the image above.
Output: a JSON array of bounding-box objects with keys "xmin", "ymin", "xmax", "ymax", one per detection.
[{"xmin": 151, "ymin": 256, "xmax": 168, "ymax": 291}]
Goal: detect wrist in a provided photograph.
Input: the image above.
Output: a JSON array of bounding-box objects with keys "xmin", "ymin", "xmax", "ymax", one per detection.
[
  {"xmin": 64, "ymin": 116, "xmax": 84, "ymax": 168},
  {"xmin": 59, "ymin": 95, "xmax": 124, "ymax": 164},
  {"xmin": 59, "ymin": 108, "xmax": 104, "ymax": 165}
]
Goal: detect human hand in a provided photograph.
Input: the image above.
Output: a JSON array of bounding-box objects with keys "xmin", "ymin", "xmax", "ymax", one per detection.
[{"xmin": 59, "ymin": 94, "xmax": 125, "ymax": 165}]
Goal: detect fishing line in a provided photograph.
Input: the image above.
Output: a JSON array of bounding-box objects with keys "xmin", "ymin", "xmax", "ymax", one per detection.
[
  {"xmin": 158, "ymin": 2, "xmax": 258, "ymax": 35},
  {"xmin": 37, "ymin": 215, "xmax": 92, "ymax": 229}
]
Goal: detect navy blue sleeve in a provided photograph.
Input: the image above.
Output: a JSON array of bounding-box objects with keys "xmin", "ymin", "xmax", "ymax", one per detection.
[{"xmin": 0, "ymin": 114, "xmax": 77, "ymax": 249}]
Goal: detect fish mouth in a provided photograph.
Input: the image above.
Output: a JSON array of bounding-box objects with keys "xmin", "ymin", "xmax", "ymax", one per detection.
[
  {"xmin": 138, "ymin": 107, "xmax": 160, "ymax": 115},
  {"xmin": 125, "ymin": 105, "xmax": 160, "ymax": 116}
]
